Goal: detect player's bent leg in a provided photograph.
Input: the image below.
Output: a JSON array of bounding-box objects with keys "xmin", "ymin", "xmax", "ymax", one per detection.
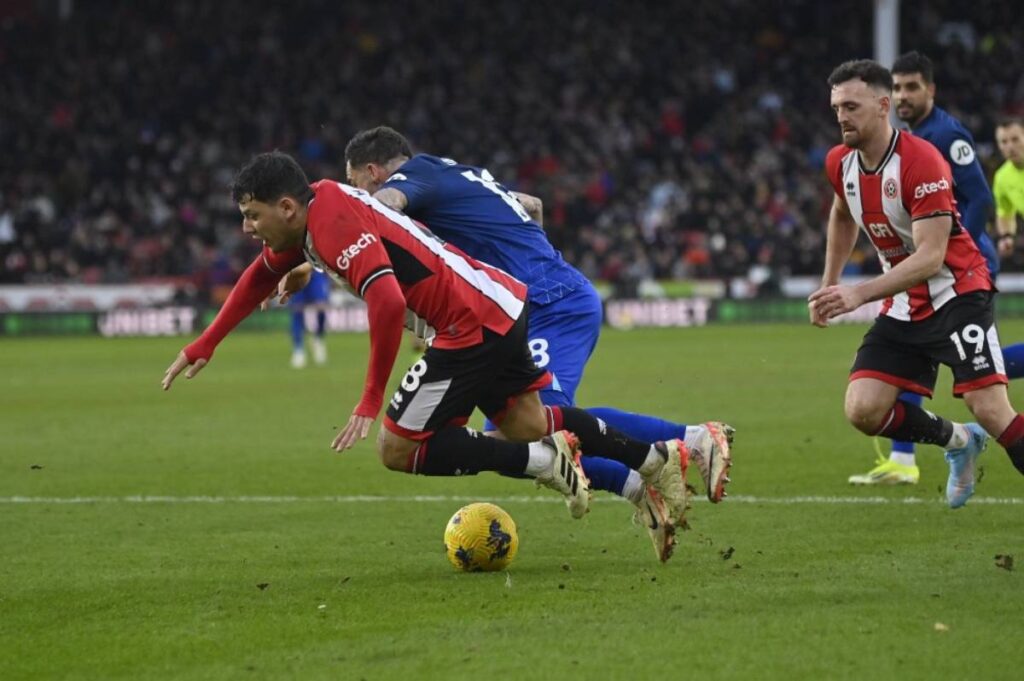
[
  {"xmin": 494, "ymin": 389, "xmax": 547, "ymax": 442},
  {"xmin": 844, "ymin": 378, "xmax": 901, "ymax": 435},
  {"xmin": 850, "ymin": 389, "xmax": 921, "ymax": 486},
  {"xmin": 376, "ymin": 428, "xmax": 419, "ymax": 472}
]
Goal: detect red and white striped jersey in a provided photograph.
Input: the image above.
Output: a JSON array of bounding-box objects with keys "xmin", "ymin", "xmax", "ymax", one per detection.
[
  {"xmin": 264, "ymin": 180, "xmax": 526, "ymax": 349},
  {"xmin": 825, "ymin": 130, "xmax": 992, "ymax": 321}
]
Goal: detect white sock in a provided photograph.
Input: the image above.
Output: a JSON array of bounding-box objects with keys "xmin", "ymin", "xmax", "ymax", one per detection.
[
  {"xmin": 622, "ymin": 471, "xmax": 645, "ymax": 504},
  {"xmin": 637, "ymin": 445, "xmax": 664, "ymax": 477},
  {"xmin": 889, "ymin": 452, "xmax": 916, "ymax": 467},
  {"xmin": 944, "ymin": 423, "xmax": 970, "ymax": 451},
  {"xmin": 684, "ymin": 424, "xmax": 705, "ymax": 449},
  {"xmin": 524, "ymin": 441, "xmax": 555, "ymax": 477}
]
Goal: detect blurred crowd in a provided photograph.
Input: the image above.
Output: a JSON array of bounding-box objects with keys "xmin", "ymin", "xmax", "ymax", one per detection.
[{"xmin": 2, "ymin": 0, "xmax": 1023, "ymax": 297}]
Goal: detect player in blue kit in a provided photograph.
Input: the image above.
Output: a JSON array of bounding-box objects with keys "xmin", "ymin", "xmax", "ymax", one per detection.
[
  {"xmin": 269, "ymin": 127, "xmax": 733, "ymax": 561},
  {"xmin": 849, "ymin": 51, "xmax": 1024, "ymax": 486},
  {"xmin": 284, "ymin": 268, "xmax": 331, "ymax": 368}
]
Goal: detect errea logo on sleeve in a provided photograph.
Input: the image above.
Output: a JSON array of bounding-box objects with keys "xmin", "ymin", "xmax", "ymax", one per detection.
[
  {"xmin": 336, "ymin": 232, "xmax": 378, "ymax": 270},
  {"xmin": 914, "ymin": 178, "xmax": 950, "ymax": 199}
]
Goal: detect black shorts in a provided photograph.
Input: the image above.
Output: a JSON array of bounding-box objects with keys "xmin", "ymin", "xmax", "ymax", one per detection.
[
  {"xmin": 383, "ymin": 312, "xmax": 551, "ymax": 441},
  {"xmin": 850, "ymin": 291, "xmax": 1008, "ymax": 397}
]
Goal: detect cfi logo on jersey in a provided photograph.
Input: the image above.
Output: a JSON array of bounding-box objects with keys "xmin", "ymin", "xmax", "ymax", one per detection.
[
  {"xmin": 914, "ymin": 177, "xmax": 950, "ymax": 200},
  {"xmin": 884, "ymin": 178, "xmax": 899, "ymax": 199},
  {"xmin": 949, "ymin": 139, "xmax": 976, "ymax": 166},
  {"xmin": 336, "ymin": 232, "xmax": 378, "ymax": 270}
]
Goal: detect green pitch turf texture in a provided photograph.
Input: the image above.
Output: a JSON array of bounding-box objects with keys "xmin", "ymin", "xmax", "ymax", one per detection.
[{"xmin": 2, "ymin": 324, "xmax": 1023, "ymax": 681}]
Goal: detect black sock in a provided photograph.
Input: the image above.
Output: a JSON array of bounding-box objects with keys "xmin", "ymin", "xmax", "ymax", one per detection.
[
  {"xmin": 876, "ymin": 400, "xmax": 953, "ymax": 446},
  {"xmin": 412, "ymin": 426, "xmax": 529, "ymax": 476},
  {"xmin": 550, "ymin": 406, "xmax": 651, "ymax": 470}
]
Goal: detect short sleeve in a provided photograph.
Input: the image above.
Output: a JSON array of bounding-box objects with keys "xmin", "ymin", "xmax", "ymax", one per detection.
[
  {"xmin": 381, "ymin": 156, "xmax": 437, "ymax": 212},
  {"xmin": 902, "ymin": 150, "xmax": 955, "ymax": 221},
  {"xmin": 823, "ymin": 145, "xmax": 848, "ymax": 204},
  {"xmin": 308, "ymin": 183, "xmax": 395, "ymax": 297}
]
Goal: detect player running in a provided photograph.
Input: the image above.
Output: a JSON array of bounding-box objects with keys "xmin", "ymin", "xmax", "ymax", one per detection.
[
  {"xmin": 849, "ymin": 51, "xmax": 1024, "ymax": 486},
  {"xmin": 162, "ymin": 151, "xmax": 696, "ymax": 559},
  {"xmin": 811, "ymin": 59, "xmax": 1024, "ymax": 508}
]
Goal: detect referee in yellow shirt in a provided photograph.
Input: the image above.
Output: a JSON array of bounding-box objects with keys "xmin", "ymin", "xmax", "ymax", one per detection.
[{"xmin": 995, "ymin": 118, "xmax": 1024, "ymax": 256}]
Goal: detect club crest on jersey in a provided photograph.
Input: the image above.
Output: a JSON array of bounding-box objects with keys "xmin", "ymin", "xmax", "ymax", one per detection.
[
  {"xmin": 884, "ymin": 178, "xmax": 898, "ymax": 199},
  {"xmin": 336, "ymin": 232, "xmax": 378, "ymax": 270}
]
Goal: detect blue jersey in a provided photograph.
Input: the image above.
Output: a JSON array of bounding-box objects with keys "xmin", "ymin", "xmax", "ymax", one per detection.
[
  {"xmin": 381, "ymin": 154, "xmax": 591, "ymax": 306},
  {"xmin": 912, "ymin": 106, "xmax": 998, "ymax": 274}
]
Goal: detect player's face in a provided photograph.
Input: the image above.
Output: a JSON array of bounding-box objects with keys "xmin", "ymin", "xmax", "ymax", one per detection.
[
  {"xmin": 830, "ymin": 80, "xmax": 889, "ymax": 149},
  {"xmin": 346, "ymin": 161, "xmax": 381, "ymax": 194},
  {"xmin": 238, "ymin": 196, "xmax": 299, "ymax": 252},
  {"xmin": 892, "ymin": 72, "xmax": 934, "ymax": 125},
  {"xmin": 996, "ymin": 124, "xmax": 1024, "ymax": 165}
]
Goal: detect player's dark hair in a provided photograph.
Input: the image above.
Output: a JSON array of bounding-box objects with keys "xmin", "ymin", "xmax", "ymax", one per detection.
[
  {"xmin": 997, "ymin": 116, "xmax": 1024, "ymax": 130},
  {"xmin": 230, "ymin": 151, "xmax": 313, "ymax": 204},
  {"xmin": 892, "ymin": 51, "xmax": 935, "ymax": 84},
  {"xmin": 345, "ymin": 126, "xmax": 413, "ymax": 167},
  {"xmin": 827, "ymin": 59, "xmax": 893, "ymax": 92}
]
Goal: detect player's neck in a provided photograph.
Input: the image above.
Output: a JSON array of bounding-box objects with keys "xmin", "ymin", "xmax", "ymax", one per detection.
[
  {"xmin": 858, "ymin": 125, "xmax": 896, "ymax": 171},
  {"xmin": 910, "ymin": 103, "xmax": 934, "ymax": 130}
]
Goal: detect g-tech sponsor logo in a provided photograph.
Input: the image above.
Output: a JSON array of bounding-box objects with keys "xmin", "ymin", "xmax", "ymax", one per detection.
[
  {"xmin": 914, "ymin": 178, "xmax": 950, "ymax": 199},
  {"xmin": 336, "ymin": 233, "xmax": 378, "ymax": 270}
]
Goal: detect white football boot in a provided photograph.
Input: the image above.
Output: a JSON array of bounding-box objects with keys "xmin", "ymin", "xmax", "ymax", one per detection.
[
  {"xmin": 535, "ymin": 430, "xmax": 591, "ymax": 519},
  {"xmin": 633, "ymin": 485, "xmax": 676, "ymax": 563},
  {"xmin": 311, "ymin": 337, "xmax": 328, "ymax": 365},
  {"xmin": 686, "ymin": 422, "xmax": 734, "ymax": 502},
  {"xmin": 640, "ymin": 439, "xmax": 690, "ymax": 527}
]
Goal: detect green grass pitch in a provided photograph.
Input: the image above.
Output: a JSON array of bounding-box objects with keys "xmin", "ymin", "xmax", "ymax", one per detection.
[{"xmin": 2, "ymin": 323, "xmax": 1023, "ymax": 680}]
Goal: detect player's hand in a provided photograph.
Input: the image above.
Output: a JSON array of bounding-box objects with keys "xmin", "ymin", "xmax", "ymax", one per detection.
[
  {"xmin": 260, "ymin": 263, "xmax": 315, "ymax": 310},
  {"xmin": 808, "ymin": 285, "xmax": 863, "ymax": 327},
  {"xmin": 161, "ymin": 350, "xmax": 208, "ymax": 390},
  {"xmin": 332, "ymin": 413, "xmax": 375, "ymax": 452},
  {"xmin": 998, "ymin": 235, "xmax": 1015, "ymax": 258}
]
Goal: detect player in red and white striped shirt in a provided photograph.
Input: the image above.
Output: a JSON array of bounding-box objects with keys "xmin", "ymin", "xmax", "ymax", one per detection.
[
  {"xmin": 810, "ymin": 60, "xmax": 1024, "ymax": 507},
  {"xmin": 161, "ymin": 152, "xmax": 690, "ymax": 535}
]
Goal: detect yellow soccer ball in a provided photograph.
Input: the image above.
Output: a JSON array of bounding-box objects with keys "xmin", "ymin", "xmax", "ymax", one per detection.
[{"xmin": 443, "ymin": 502, "xmax": 519, "ymax": 572}]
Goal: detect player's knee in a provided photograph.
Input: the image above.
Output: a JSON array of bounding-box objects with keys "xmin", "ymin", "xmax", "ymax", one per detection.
[
  {"xmin": 376, "ymin": 430, "xmax": 415, "ymax": 472},
  {"xmin": 844, "ymin": 394, "xmax": 888, "ymax": 434}
]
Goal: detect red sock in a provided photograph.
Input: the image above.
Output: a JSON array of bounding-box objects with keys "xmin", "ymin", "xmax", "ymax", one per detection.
[{"xmin": 997, "ymin": 414, "xmax": 1024, "ymax": 476}]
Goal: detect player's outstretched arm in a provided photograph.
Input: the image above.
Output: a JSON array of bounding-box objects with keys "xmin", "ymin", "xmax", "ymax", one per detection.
[
  {"xmin": 162, "ymin": 252, "xmax": 296, "ymax": 390},
  {"xmin": 331, "ymin": 273, "xmax": 407, "ymax": 452}
]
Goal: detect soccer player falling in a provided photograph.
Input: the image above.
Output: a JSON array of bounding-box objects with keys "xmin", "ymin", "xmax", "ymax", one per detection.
[{"xmin": 162, "ymin": 151, "xmax": 698, "ymax": 561}]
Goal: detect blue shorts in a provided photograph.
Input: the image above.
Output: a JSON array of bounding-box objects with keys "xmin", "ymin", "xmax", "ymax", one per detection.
[
  {"xmin": 288, "ymin": 270, "xmax": 332, "ymax": 307},
  {"xmin": 483, "ymin": 284, "xmax": 603, "ymax": 430}
]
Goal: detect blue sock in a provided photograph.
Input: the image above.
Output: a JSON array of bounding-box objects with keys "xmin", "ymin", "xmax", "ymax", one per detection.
[
  {"xmin": 1003, "ymin": 343, "xmax": 1024, "ymax": 380},
  {"xmin": 579, "ymin": 455, "xmax": 629, "ymax": 496},
  {"xmin": 316, "ymin": 309, "xmax": 327, "ymax": 337},
  {"xmin": 890, "ymin": 391, "xmax": 921, "ymax": 455},
  {"xmin": 586, "ymin": 407, "xmax": 687, "ymax": 443},
  {"xmin": 290, "ymin": 310, "xmax": 305, "ymax": 350}
]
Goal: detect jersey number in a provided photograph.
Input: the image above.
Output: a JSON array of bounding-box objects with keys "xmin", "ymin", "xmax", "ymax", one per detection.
[
  {"xmin": 529, "ymin": 338, "xmax": 550, "ymax": 368},
  {"xmin": 949, "ymin": 324, "xmax": 985, "ymax": 361},
  {"xmin": 462, "ymin": 169, "xmax": 531, "ymax": 222}
]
